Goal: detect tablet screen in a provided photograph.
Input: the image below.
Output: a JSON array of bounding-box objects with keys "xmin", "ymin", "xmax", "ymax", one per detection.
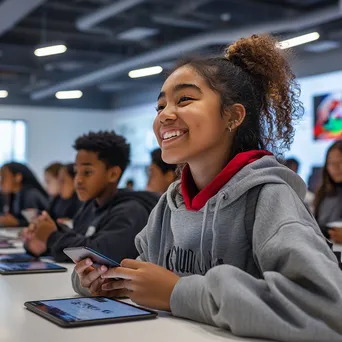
[
  {"xmin": 0, "ymin": 261, "xmax": 64, "ymax": 271},
  {"xmin": 30, "ymin": 297, "xmax": 153, "ymax": 322}
]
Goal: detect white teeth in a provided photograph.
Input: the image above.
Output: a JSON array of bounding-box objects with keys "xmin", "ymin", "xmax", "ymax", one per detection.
[{"xmin": 163, "ymin": 130, "xmax": 184, "ymax": 140}]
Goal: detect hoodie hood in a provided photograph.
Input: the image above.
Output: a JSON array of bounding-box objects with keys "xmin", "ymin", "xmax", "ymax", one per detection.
[{"xmin": 168, "ymin": 155, "xmax": 307, "ymax": 213}]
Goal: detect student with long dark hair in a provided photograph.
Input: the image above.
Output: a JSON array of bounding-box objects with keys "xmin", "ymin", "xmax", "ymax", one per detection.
[
  {"xmin": 314, "ymin": 140, "xmax": 342, "ymax": 243},
  {"xmin": 0, "ymin": 162, "xmax": 49, "ymax": 226},
  {"xmin": 74, "ymin": 35, "xmax": 342, "ymax": 341}
]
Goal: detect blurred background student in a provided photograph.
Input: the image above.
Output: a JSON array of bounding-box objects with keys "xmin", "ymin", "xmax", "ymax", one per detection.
[
  {"xmin": 125, "ymin": 179, "xmax": 135, "ymax": 191},
  {"xmin": 0, "ymin": 162, "xmax": 49, "ymax": 227},
  {"xmin": 49, "ymin": 163, "xmax": 82, "ymax": 225},
  {"xmin": 146, "ymin": 148, "xmax": 177, "ymax": 194},
  {"xmin": 285, "ymin": 157, "xmax": 315, "ymax": 212},
  {"xmin": 314, "ymin": 141, "xmax": 342, "ymax": 243},
  {"xmin": 44, "ymin": 162, "xmax": 63, "ymax": 199}
]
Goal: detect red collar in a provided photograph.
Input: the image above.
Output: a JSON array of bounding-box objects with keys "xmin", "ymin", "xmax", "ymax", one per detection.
[{"xmin": 181, "ymin": 150, "xmax": 272, "ymax": 211}]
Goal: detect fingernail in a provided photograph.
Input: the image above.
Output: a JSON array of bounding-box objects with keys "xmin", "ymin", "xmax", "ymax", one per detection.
[
  {"xmin": 86, "ymin": 259, "xmax": 92, "ymax": 265},
  {"xmin": 100, "ymin": 265, "xmax": 107, "ymax": 272}
]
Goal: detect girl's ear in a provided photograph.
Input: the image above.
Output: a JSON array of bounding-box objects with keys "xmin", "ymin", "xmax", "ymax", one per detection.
[
  {"xmin": 230, "ymin": 104, "xmax": 246, "ymax": 130},
  {"xmin": 223, "ymin": 104, "xmax": 246, "ymax": 131}
]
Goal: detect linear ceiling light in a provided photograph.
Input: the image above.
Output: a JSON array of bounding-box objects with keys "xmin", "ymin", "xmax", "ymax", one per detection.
[
  {"xmin": 34, "ymin": 44, "xmax": 67, "ymax": 57},
  {"xmin": 55, "ymin": 90, "xmax": 83, "ymax": 100},
  {"xmin": 128, "ymin": 66, "xmax": 163, "ymax": 78},
  {"xmin": 0, "ymin": 90, "xmax": 8, "ymax": 98},
  {"xmin": 277, "ymin": 32, "xmax": 320, "ymax": 49}
]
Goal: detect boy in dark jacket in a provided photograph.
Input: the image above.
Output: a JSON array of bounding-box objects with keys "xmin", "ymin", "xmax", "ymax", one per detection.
[{"xmin": 24, "ymin": 131, "xmax": 159, "ymax": 262}]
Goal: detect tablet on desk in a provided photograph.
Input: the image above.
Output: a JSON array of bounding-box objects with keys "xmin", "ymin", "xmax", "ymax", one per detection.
[
  {"xmin": 0, "ymin": 241, "xmax": 15, "ymax": 249},
  {"xmin": 0, "ymin": 253, "xmax": 38, "ymax": 263},
  {"xmin": 0, "ymin": 261, "xmax": 67, "ymax": 275},
  {"xmin": 25, "ymin": 297, "xmax": 157, "ymax": 327}
]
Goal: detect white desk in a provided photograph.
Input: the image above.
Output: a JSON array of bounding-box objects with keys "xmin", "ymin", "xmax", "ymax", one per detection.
[{"xmin": 0, "ymin": 230, "xmax": 269, "ymax": 342}]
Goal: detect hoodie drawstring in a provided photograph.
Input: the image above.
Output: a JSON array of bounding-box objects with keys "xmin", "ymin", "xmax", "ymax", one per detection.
[
  {"xmin": 200, "ymin": 192, "xmax": 226, "ymax": 272},
  {"xmin": 200, "ymin": 203, "xmax": 210, "ymax": 272},
  {"xmin": 211, "ymin": 193, "xmax": 226, "ymax": 267}
]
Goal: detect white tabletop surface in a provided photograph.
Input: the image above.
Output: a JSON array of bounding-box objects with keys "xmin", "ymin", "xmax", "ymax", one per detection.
[{"xmin": 0, "ymin": 229, "xmax": 270, "ymax": 342}]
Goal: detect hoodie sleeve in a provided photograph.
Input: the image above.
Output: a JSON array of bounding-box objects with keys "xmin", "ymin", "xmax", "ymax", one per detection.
[
  {"xmin": 49, "ymin": 199, "xmax": 149, "ymax": 264},
  {"xmin": 169, "ymin": 184, "xmax": 342, "ymax": 342}
]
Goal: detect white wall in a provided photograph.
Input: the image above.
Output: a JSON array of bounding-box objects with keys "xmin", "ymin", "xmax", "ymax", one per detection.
[
  {"xmin": 112, "ymin": 103, "xmax": 159, "ymax": 189},
  {"xmin": 0, "ymin": 105, "xmax": 111, "ymax": 180}
]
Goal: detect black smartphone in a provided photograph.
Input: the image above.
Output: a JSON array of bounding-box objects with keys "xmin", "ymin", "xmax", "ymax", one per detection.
[{"xmin": 63, "ymin": 247, "xmax": 120, "ymax": 267}]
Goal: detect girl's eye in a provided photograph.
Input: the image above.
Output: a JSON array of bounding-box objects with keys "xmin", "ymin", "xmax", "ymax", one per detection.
[
  {"xmin": 178, "ymin": 96, "xmax": 193, "ymax": 104},
  {"xmin": 156, "ymin": 105, "xmax": 165, "ymax": 112}
]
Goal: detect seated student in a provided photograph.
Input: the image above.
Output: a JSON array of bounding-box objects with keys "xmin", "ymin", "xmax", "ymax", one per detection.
[
  {"xmin": 125, "ymin": 179, "xmax": 134, "ymax": 191},
  {"xmin": 314, "ymin": 140, "xmax": 342, "ymax": 243},
  {"xmin": 284, "ymin": 157, "xmax": 299, "ymax": 173},
  {"xmin": 49, "ymin": 163, "xmax": 82, "ymax": 223},
  {"xmin": 0, "ymin": 162, "xmax": 49, "ymax": 227},
  {"xmin": 23, "ymin": 131, "xmax": 159, "ymax": 262},
  {"xmin": 146, "ymin": 148, "xmax": 177, "ymax": 194},
  {"xmin": 44, "ymin": 162, "xmax": 63, "ymax": 199},
  {"xmin": 73, "ymin": 35, "xmax": 342, "ymax": 341},
  {"xmin": 284, "ymin": 157, "xmax": 315, "ymax": 211}
]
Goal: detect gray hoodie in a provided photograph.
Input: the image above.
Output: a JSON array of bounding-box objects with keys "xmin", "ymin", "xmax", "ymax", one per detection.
[{"xmin": 135, "ymin": 156, "xmax": 342, "ymax": 342}]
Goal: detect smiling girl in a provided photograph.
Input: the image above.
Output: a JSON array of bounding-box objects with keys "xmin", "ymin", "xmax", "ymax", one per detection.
[{"xmin": 73, "ymin": 35, "xmax": 342, "ymax": 341}]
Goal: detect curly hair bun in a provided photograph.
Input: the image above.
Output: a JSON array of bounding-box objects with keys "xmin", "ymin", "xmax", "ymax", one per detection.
[{"xmin": 225, "ymin": 34, "xmax": 303, "ymax": 151}]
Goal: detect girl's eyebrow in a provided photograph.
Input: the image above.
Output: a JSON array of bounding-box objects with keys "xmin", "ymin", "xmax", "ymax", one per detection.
[{"xmin": 157, "ymin": 83, "xmax": 203, "ymax": 101}]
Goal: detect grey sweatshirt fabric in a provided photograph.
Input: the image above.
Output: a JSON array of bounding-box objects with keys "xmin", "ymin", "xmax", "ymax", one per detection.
[
  {"xmin": 316, "ymin": 186, "xmax": 342, "ymax": 237},
  {"xmin": 135, "ymin": 156, "xmax": 342, "ymax": 342}
]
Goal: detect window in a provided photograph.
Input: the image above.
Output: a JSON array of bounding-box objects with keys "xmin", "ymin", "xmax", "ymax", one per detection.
[{"xmin": 0, "ymin": 120, "xmax": 27, "ymax": 166}]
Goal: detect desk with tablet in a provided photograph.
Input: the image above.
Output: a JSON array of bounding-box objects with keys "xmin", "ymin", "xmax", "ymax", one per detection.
[{"xmin": 0, "ymin": 229, "xmax": 272, "ymax": 342}]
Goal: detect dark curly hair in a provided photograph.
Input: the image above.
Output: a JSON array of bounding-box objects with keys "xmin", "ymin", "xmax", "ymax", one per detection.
[
  {"xmin": 173, "ymin": 34, "xmax": 303, "ymax": 157},
  {"xmin": 151, "ymin": 148, "xmax": 177, "ymax": 174},
  {"xmin": 314, "ymin": 140, "xmax": 342, "ymax": 217},
  {"xmin": 73, "ymin": 131, "xmax": 130, "ymax": 172}
]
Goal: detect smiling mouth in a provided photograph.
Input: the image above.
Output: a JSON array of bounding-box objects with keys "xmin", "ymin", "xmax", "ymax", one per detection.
[{"xmin": 161, "ymin": 130, "xmax": 188, "ymax": 141}]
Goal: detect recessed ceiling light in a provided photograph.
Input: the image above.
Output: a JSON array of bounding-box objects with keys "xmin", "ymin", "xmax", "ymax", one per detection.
[
  {"xmin": 0, "ymin": 90, "xmax": 8, "ymax": 98},
  {"xmin": 34, "ymin": 44, "xmax": 67, "ymax": 57},
  {"xmin": 277, "ymin": 32, "xmax": 320, "ymax": 49},
  {"xmin": 118, "ymin": 27, "xmax": 159, "ymax": 41},
  {"xmin": 220, "ymin": 13, "xmax": 231, "ymax": 22},
  {"xmin": 55, "ymin": 90, "xmax": 83, "ymax": 100},
  {"xmin": 128, "ymin": 66, "xmax": 163, "ymax": 78}
]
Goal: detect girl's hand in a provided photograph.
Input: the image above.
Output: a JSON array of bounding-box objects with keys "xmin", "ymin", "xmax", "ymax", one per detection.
[
  {"xmin": 74, "ymin": 259, "xmax": 126, "ymax": 297},
  {"xmin": 0, "ymin": 214, "xmax": 19, "ymax": 227},
  {"xmin": 329, "ymin": 228, "xmax": 342, "ymax": 244},
  {"xmin": 101, "ymin": 259, "xmax": 180, "ymax": 312}
]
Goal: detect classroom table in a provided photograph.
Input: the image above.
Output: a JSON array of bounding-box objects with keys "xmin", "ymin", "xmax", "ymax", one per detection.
[{"xmin": 0, "ymin": 228, "xmax": 271, "ymax": 342}]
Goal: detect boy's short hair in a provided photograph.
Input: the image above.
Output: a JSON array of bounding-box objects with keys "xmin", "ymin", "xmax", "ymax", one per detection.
[
  {"xmin": 151, "ymin": 148, "xmax": 177, "ymax": 174},
  {"xmin": 74, "ymin": 131, "xmax": 130, "ymax": 172}
]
